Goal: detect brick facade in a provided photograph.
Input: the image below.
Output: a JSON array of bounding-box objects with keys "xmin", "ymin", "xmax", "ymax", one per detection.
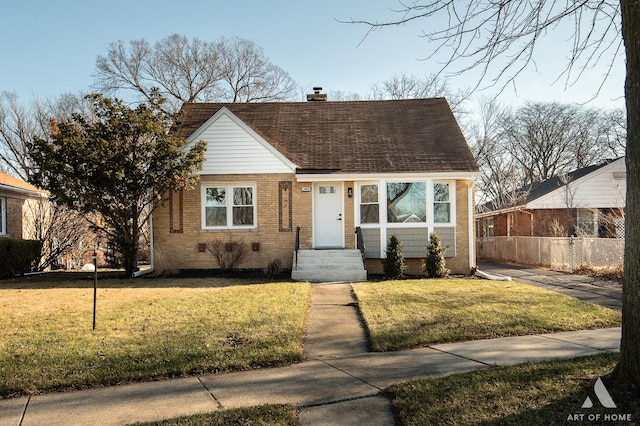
[
  {"xmin": 154, "ymin": 173, "xmax": 304, "ymax": 272},
  {"xmin": 3, "ymin": 196, "xmax": 26, "ymax": 239},
  {"xmin": 1, "ymin": 195, "xmax": 43, "ymax": 240},
  {"xmin": 154, "ymin": 177, "xmax": 475, "ymax": 275},
  {"xmin": 479, "ymin": 208, "xmax": 624, "ymax": 238}
]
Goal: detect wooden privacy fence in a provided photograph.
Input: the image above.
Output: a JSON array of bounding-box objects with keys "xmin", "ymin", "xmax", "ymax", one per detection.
[{"xmin": 476, "ymin": 236, "xmax": 624, "ymax": 272}]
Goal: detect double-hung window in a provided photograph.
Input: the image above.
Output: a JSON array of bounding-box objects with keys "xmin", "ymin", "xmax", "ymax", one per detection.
[
  {"xmin": 203, "ymin": 184, "xmax": 256, "ymax": 229},
  {"xmin": 359, "ymin": 184, "xmax": 379, "ymax": 224},
  {"xmin": 433, "ymin": 183, "xmax": 451, "ymax": 223}
]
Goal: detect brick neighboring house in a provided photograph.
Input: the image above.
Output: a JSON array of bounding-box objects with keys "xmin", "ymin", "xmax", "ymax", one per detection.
[
  {"xmin": 0, "ymin": 172, "xmax": 48, "ymax": 239},
  {"xmin": 476, "ymin": 158, "xmax": 626, "ymax": 239},
  {"xmin": 153, "ymin": 95, "xmax": 480, "ymax": 280}
]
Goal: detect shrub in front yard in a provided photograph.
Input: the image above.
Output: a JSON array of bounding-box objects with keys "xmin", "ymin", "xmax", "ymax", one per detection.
[
  {"xmin": 574, "ymin": 263, "xmax": 623, "ymax": 283},
  {"xmin": 383, "ymin": 235, "xmax": 405, "ymax": 279},
  {"xmin": 206, "ymin": 237, "xmax": 248, "ymax": 271},
  {"xmin": 0, "ymin": 239, "xmax": 42, "ymax": 278},
  {"xmin": 423, "ymin": 232, "xmax": 449, "ymax": 278}
]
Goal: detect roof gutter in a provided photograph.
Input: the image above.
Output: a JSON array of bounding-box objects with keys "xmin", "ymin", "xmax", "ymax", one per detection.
[
  {"xmin": 0, "ymin": 184, "xmax": 48, "ymax": 198},
  {"xmin": 295, "ymin": 171, "xmax": 481, "ymax": 182},
  {"xmin": 476, "ymin": 204, "xmax": 526, "ymax": 218}
]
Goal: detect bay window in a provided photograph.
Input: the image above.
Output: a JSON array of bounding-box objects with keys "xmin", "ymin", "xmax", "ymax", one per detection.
[
  {"xmin": 357, "ymin": 180, "xmax": 455, "ymax": 226},
  {"xmin": 356, "ymin": 180, "xmax": 457, "ymax": 258}
]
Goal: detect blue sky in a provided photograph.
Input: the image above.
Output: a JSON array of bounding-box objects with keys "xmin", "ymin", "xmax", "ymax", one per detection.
[{"xmin": 0, "ymin": 0, "xmax": 626, "ymax": 111}]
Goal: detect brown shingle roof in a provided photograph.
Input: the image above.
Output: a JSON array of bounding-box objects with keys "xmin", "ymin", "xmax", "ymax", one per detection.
[
  {"xmin": 0, "ymin": 172, "xmax": 47, "ymax": 195},
  {"xmin": 173, "ymin": 98, "xmax": 479, "ymax": 174}
]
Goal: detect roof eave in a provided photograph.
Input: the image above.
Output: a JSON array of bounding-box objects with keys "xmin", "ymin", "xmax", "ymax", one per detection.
[
  {"xmin": 295, "ymin": 171, "xmax": 481, "ymax": 182},
  {"xmin": 0, "ymin": 184, "xmax": 48, "ymax": 198}
]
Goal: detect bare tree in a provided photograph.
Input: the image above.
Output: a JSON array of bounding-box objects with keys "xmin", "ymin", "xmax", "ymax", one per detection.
[
  {"xmin": 217, "ymin": 37, "xmax": 298, "ymax": 103},
  {"xmin": 350, "ymin": 0, "xmax": 639, "ymax": 387},
  {"xmin": 469, "ymin": 97, "xmax": 522, "ymax": 207},
  {"xmin": 94, "ymin": 34, "xmax": 298, "ymax": 112},
  {"xmin": 24, "ymin": 199, "xmax": 92, "ymax": 271},
  {"xmin": 0, "ymin": 92, "xmax": 92, "ymax": 181},
  {"xmin": 500, "ymin": 102, "xmax": 601, "ymax": 183},
  {"xmin": 327, "ymin": 90, "xmax": 363, "ymax": 101},
  {"xmin": 0, "ymin": 92, "xmax": 46, "ymax": 179},
  {"xmin": 600, "ymin": 107, "xmax": 627, "ymax": 157},
  {"xmin": 371, "ymin": 73, "xmax": 470, "ymax": 110},
  {"xmin": 471, "ymin": 99, "xmax": 626, "ymax": 208},
  {"xmin": 0, "ymin": 92, "xmax": 99, "ymax": 270}
]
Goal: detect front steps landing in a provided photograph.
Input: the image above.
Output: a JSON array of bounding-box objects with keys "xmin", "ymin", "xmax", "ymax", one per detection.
[{"xmin": 291, "ymin": 249, "xmax": 367, "ymax": 282}]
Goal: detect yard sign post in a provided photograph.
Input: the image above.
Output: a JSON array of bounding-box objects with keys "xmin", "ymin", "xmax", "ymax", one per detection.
[{"xmin": 92, "ymin": 248, "xmax": 97, "ymax": 331}]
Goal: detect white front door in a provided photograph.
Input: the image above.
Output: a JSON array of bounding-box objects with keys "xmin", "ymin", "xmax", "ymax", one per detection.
[{"xmin": 313, "ymin": 182, "xmax": 344, "ymax": 248}]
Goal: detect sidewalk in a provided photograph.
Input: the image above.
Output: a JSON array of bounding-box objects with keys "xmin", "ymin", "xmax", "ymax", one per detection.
[{"xmin": 0, "ymin": 282, "xmax": 622, "ymax": 426}]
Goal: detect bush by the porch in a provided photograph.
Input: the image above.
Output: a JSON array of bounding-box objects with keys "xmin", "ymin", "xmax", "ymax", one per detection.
[{"xmin": 383, "ymin": 235, "xmax": 405, "ymax": 279}]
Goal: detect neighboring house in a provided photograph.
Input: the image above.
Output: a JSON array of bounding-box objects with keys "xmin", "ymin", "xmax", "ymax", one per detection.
[
  {"xmin": 476, "ymin": 158, "xmax": 626, "ymax": 239},
  {"xmin": 0, "ymin": 171, "xmax": 48, "ymax": 239},
  {"xmin": 153, "ymin": 95, "xmax": 480, "ymax": 280}
]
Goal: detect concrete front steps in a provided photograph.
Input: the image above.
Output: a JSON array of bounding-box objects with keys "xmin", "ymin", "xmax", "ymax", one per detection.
[{"xmin": 291, "ymin": 249, "xmax": 367, "ymax": 282}]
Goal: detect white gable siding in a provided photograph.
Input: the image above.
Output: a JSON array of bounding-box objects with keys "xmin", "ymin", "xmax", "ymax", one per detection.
[
  {"xmin": 528, "ymin": 158, "xmax": 626, "ymax": 209},
  {"xmin": 190, "ymin": 111, "xmax": 295, "ymax": 175}
]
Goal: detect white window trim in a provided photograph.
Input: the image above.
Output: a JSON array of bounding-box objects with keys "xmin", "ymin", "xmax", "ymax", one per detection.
[
  {"xmin": 433, "ymin": 181, "xmax": 455, "ymax": 225},
  {"xmin": 201, "ymin": 183, "xmax": 257, "ymax": 230},
  {"xmin": 357, "ymin": 182, "xmax": 381, "ymax": 225}
]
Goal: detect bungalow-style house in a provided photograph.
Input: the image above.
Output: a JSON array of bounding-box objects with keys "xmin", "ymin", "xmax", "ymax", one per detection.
[
  {"xmin": 0, "ymin": 171, "xmax": 48, "ymax": 239},
  {"xmin": 153, "ymin": 94, "xmax": 480, "ymax": 281},
  {"xmin": 476, "ymin": 157, "xmax": 626, "ymax": 239}
]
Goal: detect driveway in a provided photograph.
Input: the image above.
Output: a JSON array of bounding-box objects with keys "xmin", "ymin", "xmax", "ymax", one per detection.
[{"xmin": 477, "ymin": 262, "xmax": 622, "ymax": 311}]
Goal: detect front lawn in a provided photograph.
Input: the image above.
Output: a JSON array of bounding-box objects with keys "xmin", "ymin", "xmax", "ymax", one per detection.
[
  {"xmin": 353, "ymin": 279, "xmax": 621, "ymax": 351},
  {"xmin": 388, "ymin": 352, "xmax": 639, "ymax": 425},
  {"xmin": 0, "ymin": 277, "xmax": 310, "ymax": 398},
  {"xmin": 129, "ymin": 404, "xmax": 298, "ymax": 426}
]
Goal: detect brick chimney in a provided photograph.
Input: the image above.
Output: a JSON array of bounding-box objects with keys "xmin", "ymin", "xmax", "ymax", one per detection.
[{"xmin": 307, "ymin": 87, "xmax": 327, "ymax": 101}]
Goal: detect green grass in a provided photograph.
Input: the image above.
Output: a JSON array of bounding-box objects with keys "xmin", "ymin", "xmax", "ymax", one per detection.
[
  {"xmin": 0, "ymin": 276, "xmax": 310, "ymax": 398},
  {"xmin": 353, "ymin": 279, "xmax": 621, "ymax": 351},
  {"xmin": 388, "ymin": 353, "xmax": 639, "ymax": 425},
  {"xmin": 128, "ymin": 404, "xmax": 298, "ymax": 426}
]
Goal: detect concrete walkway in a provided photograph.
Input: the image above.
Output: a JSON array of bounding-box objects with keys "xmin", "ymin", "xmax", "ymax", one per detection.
[{"xmin": 0, "ymin": 277, "xmax": 622, "ymax": 426}]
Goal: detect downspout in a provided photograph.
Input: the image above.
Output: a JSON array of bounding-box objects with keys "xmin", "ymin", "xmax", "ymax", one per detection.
[
  {"xmin": 468, "ymin": 182, "xmax": 475, "ymax": 272},
  {"xmin": 132, "ymin": 213, "xmax": 154, "ymax": 278}
]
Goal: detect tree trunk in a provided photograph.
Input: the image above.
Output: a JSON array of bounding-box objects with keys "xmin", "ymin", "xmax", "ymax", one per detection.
[
  {"xmin": 123, "ymin": 215, "xmax": 140, "ymax": 278},
  {"xmin": 123, "ymin": 247, "xmax": 137, "ymax": 278},
  {"xmin": 620, "ymin": 0, "xmax": 640, "ymax": 386}
]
